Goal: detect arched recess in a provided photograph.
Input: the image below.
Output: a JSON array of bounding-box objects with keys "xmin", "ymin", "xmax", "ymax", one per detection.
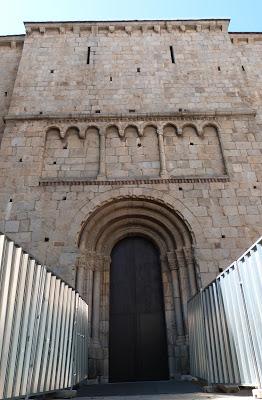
[
  {"xmin": 77, "ymin": 197, "xmax": 199, "ymax": 381},
  {"xmin": 42, "ymin": 125, "xmax": 100, "ymax": 179},
  {"xmin": 164, "ymin": 123, "xmax": 225, "ymax": 176},
  {"xmin": 42, "ymin": 126, "xmax": 63, "ymax": 178},
  {"xmin": 141, "ymin": 125, "xmax": 160, "ymax": 177}
]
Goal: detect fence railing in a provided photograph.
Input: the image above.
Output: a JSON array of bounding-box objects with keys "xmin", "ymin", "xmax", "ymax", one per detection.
[
  {"xmin": 188, "ymin": 237, "xmax": 262, "ymax": 387},
  {"xmin": 0, "ymin": 234, "xmax": 88, "ymax": 400}
]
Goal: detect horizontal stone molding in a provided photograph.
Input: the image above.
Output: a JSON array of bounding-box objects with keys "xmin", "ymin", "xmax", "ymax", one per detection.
[
  {"xmin": 229, "ymin": 33, "xmax": 262, "ymax": 44},
  {"xmin": 4, "ymin": 109, "xmax": 257, "ymax": 123},
  {"xmin": 39, "ymin": 175, "xmax": 230, "ymax": 186},
  {"xmin": 24, "ymin": 19, "xmax": 230, "ymax": 36},
  {"xmin": 0, "ymin": 35, "xmax": 25, "ymax": 48}
]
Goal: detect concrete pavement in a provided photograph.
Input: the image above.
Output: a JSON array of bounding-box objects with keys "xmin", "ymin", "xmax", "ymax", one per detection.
[{"xmin": 74, "ymin": 381, "xmax": 253, "ymax": 400}]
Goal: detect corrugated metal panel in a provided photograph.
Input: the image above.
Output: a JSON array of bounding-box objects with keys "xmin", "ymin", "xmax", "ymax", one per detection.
[
  {"xmin": 188, "ymin": 237, "xmax": 262, "ymax": 387},
  {"xmin": 0, "ymin": 234, "xmax": 89, "ymax": 400}
]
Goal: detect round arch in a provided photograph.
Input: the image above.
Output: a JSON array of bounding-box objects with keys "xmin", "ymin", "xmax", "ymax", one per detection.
[{"xmin": 76, "ymin": 194, "xmax": 201, "ymax": 381}]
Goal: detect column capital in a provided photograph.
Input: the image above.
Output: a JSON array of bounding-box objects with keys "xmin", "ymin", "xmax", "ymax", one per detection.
[
  {"xmin": 78, "ymin": 251, "xmax": 111, "ymax": 272},
  {"xmin": 183, "ymin": 246, "xmax": 194, "ymax": 263},
  {"xmin": 157, "ymin": 126, "xmax": 164, "ymax": 136},
  {"xmin": 167, "ymin": 251, "xmax": 179, "ymax": 270}
]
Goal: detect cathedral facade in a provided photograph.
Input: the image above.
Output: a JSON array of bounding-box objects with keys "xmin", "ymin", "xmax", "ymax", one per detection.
[{"xmin": 0, "ymin": 19, "xmax": 262, "ymax": 382}]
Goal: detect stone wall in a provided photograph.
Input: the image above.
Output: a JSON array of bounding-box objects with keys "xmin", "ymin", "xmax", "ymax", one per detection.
[
  {"xmin": 0, "ymin": 36, "xmax": 23, "ymax": 142},
  {"xmin": 8, "ymin": 19, "xmax": 258, "ymax": 116},
  {"xmin": 1, "ymin": 19, "xmax": 262, "ymax": 379}
]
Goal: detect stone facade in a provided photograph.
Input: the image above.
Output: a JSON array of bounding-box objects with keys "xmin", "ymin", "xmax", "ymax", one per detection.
[{"xmin": 0, "ymin": 19, "xmax": 262, "ymax": 381}]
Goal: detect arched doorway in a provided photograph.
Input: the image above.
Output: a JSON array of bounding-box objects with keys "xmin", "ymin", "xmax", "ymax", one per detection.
[
  {"xmin": 76, "ymin": 197, "xmax": 199, "ymax": 382},
  {"xmin": 109, "ymin": 237, "xmax": 169, "ymax": 382}
]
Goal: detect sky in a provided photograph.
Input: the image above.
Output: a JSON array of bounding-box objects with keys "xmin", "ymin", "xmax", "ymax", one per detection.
[{"xmin": 1, "ymin": 0, "xmax": 261, "ymax": 36}]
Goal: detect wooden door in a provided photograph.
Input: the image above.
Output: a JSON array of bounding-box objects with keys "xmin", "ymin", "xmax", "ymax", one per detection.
[{"xmin": 109, "ymin": 236, "xmax": 169, "ymax": 382}]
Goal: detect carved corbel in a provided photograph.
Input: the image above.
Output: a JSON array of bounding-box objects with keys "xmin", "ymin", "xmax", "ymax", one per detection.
[
  {"xmin": 125, "ymin": 25, "xmax": 132, "ymax": 35},
  {"xmin": 79, "ymin": 127, "xmax": 86, "ymax": 139},
  {"xmin": 153, "ymin": 25, "xmax": 161, "ymax": 33},
  {"xmin": 108, "ymin": 25, "xmax": 115, "ymax": 33},
  {"xmin": 39, "ymin": 26, "xmax": 46, "ymax": 34},
  {"xmin": 26, "ymin": 27, "xmax": 32, "ymax": 35},
  {"xmin": 137, "ymin": 124, "xmax": 143, "ymax": 137},
  {"xmin": 59, "ymin": 129, "xmax": 66, "ymax": 139},
  {"xmin": 91, "ymin": 25, "xmax": 98, "ymax": 35},
  {"xmin": 180, "ymin": 24, "xmax": 186, "ymax": 32},
  {"xmin": 196, "ymin": 25, "xmax": 202, "ymax": 32},
  {"xmin": 59, "ymin": 27, "xmax": 65, "ymax": 34},
  {"xmin": 176, "ymin": 125, "xmax": 183, "ymax": 135},
  {"xmin": 73, "ymin": 25, "xmax": 80, "ymax": 34},
  {"xmin": 118, "ymin": 125, "xmax": 125, "ymax": 139},
  {"xmin": 166, "ymin": 23, "xmax": 173, "ymax": 33}
]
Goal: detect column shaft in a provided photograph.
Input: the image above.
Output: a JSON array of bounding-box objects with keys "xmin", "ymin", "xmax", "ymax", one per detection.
[{"xmin": 157, "ymin": 127, "xmax": 168, "ymax": 178}]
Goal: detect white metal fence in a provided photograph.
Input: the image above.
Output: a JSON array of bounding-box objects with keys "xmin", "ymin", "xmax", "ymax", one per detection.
[
  {"xmin": 0, "ymin": 234, "xmax": 88, "ymax": 399},
  {"xmin": 188, "ymin": 237, "xmax": 262, "ymax": 387}
]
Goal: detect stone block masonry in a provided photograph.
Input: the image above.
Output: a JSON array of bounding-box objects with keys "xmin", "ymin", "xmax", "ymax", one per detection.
[{"xmin": 0, "ymin": 18, "xmax": 262, "ymax": 381}]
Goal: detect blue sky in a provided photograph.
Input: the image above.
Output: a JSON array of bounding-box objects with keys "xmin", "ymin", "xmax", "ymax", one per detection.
[{"xmin": 1, "ymin": 0, "xmax": 261, "ymax": 36}]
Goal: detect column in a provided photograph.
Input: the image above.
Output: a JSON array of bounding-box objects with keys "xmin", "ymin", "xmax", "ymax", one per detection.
[
  {"xmin": 157, "ymin": 126, "xmax": 168, "ymax": 178},
  {"xmin": 97, "ymin": 127, "xmax": 106, "ymax": 179},
  {"xmin": 183, "ymin": 246, "xmax": 197, "ymax": 296},
  {"xmin": 175, "ymin": 248, "xmax": 190, "ymax": 331},
  {"xmin": 167, "ymin": 252, "xmax": 184, "ymax": 337}
]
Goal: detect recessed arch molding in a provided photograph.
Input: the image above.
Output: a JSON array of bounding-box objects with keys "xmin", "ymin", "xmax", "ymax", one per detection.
[{"xmin": 76, "ymin": 195, "xmax": 202, "ymax": 381}]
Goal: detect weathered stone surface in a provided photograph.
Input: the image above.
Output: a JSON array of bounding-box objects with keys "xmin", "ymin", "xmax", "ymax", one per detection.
[{"xmin": 0, "ymin": 18, "xmax": 262, "ymax": 383}]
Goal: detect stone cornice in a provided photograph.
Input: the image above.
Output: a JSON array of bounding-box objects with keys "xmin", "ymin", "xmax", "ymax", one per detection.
[
  {"xmin": 0, "ymin": 35, "xmax": 24, "ymax": 48},
  {"xmin": 229, "ymin": 32, "xmax": 262, "ymax": 44},
  {"xmin": 4, "ymin": 109, "xmax": 256, "ymax": 123},
  {"xmin": 39, "ymin": 176, "xmax": 230, "ymax": 187},
  {"xmin": 24, "ymin": 19, "xmax": 230, "ymax": 35}
]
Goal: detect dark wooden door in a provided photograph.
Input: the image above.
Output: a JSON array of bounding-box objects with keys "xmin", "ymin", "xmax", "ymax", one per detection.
[{"xmin": 109, "ymin": 236, "xmax": 169, "ymax": 382}]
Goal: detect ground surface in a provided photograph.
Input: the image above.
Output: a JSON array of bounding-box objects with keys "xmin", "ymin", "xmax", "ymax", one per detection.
[{"xmin": 75, "ymin": 380, "xmax": 253, "ymax": 400}]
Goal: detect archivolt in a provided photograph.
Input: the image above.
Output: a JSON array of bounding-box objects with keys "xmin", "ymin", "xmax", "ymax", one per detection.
[{"xmin": 78, "ymin": 197, "xmax": 193, "ymax": 257}]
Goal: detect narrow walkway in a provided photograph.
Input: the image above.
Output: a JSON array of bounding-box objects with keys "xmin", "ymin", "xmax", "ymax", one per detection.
[{"xmin": 75, "ymin": 380, "xmax": 253, "ymax": 399}]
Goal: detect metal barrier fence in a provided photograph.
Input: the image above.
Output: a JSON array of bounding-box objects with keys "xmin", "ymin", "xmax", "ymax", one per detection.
[
  {"xmin": 0, "ymin": 234, "xmax": 88, "ymax": 399},
  {"xmin": 188, "ymin": 237, "xmax": 262, "ymax": 387}
]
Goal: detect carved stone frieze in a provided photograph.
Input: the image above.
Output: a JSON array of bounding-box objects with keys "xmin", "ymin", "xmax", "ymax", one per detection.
[{"xmin": 76, "ymin": 251, "xmax": 111, "ymax": 271}]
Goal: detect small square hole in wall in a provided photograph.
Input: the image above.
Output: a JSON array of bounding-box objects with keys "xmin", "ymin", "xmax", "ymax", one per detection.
[
  {"xmin": 110, "ymin": 76, "xmax": 113, "ymax": 81},
  {"xmin": 39, "ymin": 111, "xmax": 43, "ymax": 115},
  {"xmin": 53, "ymin": 161, "xmax": 57, "ymax": 165},
  {"xmin": 218, "ymin": 66, "xmax": 221, "ymax": 71},
  {"xmin": 242, "ymin": 65, "xmax": 245, "ymax": 72},
  {"xmin": 179, "ymin": 187, "xmax": 183, "ymax": 191},
  {"xmin": 63, "ymin": 145, "xmax": 68, "ymax": 149},
  {"xmin": 4, "ymin": 92, "xmax": 7, "ymax": 97},
  {"xmin": 44, "ymin": 237, "xmax": 49, "ymax": 242},
  {"xmin": 9, "ymin": 198, "xmax": 13, "ymax": 203},
  {"xmin": 190, "ymin": 142, "xmax": 194, "ymax": 146},
  {"xmin": 253, "ymin": 185, "xmax": 257, "ymax": 189},
  {"xmin": 95, "ymin": 110, "xmax": 101, "ymax": 114},
  {"xmin": 50, "ymin": 69, "xmax": 54, "ymax": 73},
  {"xmin": 219, "ymin": 267, "xmax": 224, "ymax": 273},
  {"xmin": 62, "ymin": 196, "xmax": 67, "ymax": 201},
  {"xmin": 221, "ymin": 234, "xmax": 226, "ymax": 238},
  {"xmin": 137, "ymin": 67, "xmax": 141, "ymax": 73},
  {"xmin": 129, "ymin": 109, "xmax": 136, "ymax": 113},
  {"xmin": 19, "ymin": 158, "xmax": 23, "ymax": 162}
]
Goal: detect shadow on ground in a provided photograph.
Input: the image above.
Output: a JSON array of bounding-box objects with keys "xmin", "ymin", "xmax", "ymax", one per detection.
[{"xmin": 76, "ymin": 380, "xmax": 203, "ymax": 397}]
